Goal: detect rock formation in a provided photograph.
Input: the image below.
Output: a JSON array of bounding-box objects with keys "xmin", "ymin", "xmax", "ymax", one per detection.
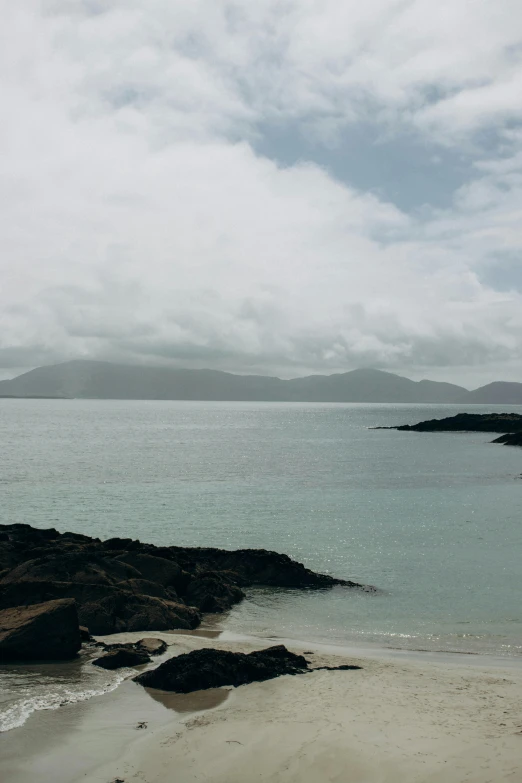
[
  {"xmin": 134, "ymin": 644, "xmax": 362, "ymax": 692},
  {"xmin": 0, "ymin": 524, "xmax": 371, "ymax": 638},
  {"xmin": 376, "ymin": 412, "xmax": 522, "ymax": 434},
  {"xmin": 492, "ymin": 432, "xmax": 522, "ymax": 446},
  {"xmin": 134, "ymin": 645, "xmax": 310, "ymax": 691},
  {"xmin": 92, "ymin": 648, "xmax": 152, "ymax": 669}
]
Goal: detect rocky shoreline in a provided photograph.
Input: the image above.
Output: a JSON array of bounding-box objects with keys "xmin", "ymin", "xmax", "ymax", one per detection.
[
  {"xmin": 374, "ymin": 412, "xmax": 522, "ymax": 446},
  {"xmin": 0, "ymin": 523, "xmax": 372, "ymax": 661}
]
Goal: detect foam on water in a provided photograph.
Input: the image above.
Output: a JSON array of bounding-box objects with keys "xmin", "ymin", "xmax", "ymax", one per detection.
[{"xmin": 0, "ymin": 653, "xmax": 130, "ymax": 732}]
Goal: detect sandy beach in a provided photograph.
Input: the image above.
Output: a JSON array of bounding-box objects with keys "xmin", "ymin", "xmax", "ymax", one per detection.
[{"xmin": 2, "ymin": 630, "xmax": 521, "ymax": 783}]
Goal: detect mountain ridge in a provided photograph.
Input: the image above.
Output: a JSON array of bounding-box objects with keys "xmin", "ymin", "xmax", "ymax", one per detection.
[{"xmin": 2, "ymin": 359, "xmax": 520, "ymax": 404}]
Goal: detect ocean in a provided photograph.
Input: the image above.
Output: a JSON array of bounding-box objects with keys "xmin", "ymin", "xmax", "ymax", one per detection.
[{"xmin": 1, "ymin": 398, "xmax": 521, "ymax": 730}]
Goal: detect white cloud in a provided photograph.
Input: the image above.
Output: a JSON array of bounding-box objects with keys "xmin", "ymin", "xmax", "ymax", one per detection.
[{"xmin": 1, "ymin": 0, "xmax": 522, "ymax": 384}]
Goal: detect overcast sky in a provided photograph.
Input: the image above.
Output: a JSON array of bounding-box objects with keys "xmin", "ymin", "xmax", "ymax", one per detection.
[{"xmin": 1, "ymin": 1, "xmax": 522, "ymax": 386}]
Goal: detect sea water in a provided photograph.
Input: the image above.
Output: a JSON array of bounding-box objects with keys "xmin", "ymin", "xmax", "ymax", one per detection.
[{"xmin": 1, "ymin": 399, "xmax": 521, "ymax": 729}]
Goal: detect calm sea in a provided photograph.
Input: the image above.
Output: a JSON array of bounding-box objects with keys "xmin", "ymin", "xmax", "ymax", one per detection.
[{"xmin": 1, "ymin": 399, "xmax": 521, "ymax": 729}]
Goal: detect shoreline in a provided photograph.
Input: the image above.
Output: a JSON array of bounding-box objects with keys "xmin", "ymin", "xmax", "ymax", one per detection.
[
  {"xmin": 213, "ymin": 627, "xmax": 522, "ymax": 670},
  {"xmin": 2, "ymin": 628, "xmax": 522, "ymax": 783}
]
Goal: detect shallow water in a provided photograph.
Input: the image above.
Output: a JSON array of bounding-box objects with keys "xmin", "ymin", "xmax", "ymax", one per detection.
[
  {"xmin": 1, "ymin": 398, "xmax": 521, "ymax": 728},
  {"xmin": 0, "ymin": 647, "xmax": 128, "ymax": 732}
]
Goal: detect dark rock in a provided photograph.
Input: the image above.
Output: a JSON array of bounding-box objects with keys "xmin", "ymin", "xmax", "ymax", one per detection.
[
  {"xmin": 134, "ymin": 644, "xmax": 310, "ymax": 692},
  {"xmin": 101, "ymin": 537, "xmax": 137, "ymax": 551},
  {"xmin": 377, "ymin": 412, "xmax": 522, "ymax": 434},
  {"xmin": 133, "ymin": 643, "xmax": 363, "ymax": 692},
  {"xmin": 115, "ymin": 553, "xmax": 183, "ymax": 589},
  {"xmin": 115, "ymin": 578, "xmax": 176, "ymax": 600},
  {"xmin": 0, "ymin": 598, "xmax": 81, "ymax": 661},
  {"xmin": 74, "ymin": 591, "xmax": 200, "ymax": 635},
  {"xmin": 93, "ymin": 648, "xmax": 151, "ymax": 669},
  {"xmin": 168, "ymin": 548, "xmax": 368, "ymax": 590},
  {"xmin": 184, "ymin": 572, "xmax": 245, "ymax": 612},
  {"xmin": 0, "ymin": 523, "xmax": 373, "ymax": 636},
  {"xmin": 0, "ymin": 553, "xmax": 142, "ymax": 587},
  {"xmin": 137, "ymin": 638, "xmax": 168, "ymax": 656},
  {"xmin": 492, "ymin": 432, "xmax": 522, "ymax": 446}
]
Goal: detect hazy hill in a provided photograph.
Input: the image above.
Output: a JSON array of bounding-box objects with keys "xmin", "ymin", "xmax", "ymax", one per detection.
[
  {"xmin": 285, "ymin": 368, "xmax": 465, "ymax": 403},
  {"xmin": 0, "ymin": 361, "xmax": 469, "ymax": 403},
  {"xmin": 458, "ymin": 382, "xmax": 522, "ymax": 405}
]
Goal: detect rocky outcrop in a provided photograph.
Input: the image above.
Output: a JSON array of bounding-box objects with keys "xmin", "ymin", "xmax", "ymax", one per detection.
[
  {"xmin": 0, "ymin": 598, "xmax": 81, "ymax": 661},
  {"xmin": 376, "ymin": 412, "xmax": 522, "ymax": 434},
  {"xmin": 134, "ymin": 645, "xmax": 310, "ymax": 692},
  {"xmin": 92, "ymin": 648, "xmax": 151, "ymax": 669},
  {"xmin": 0, "ymin": 523, "xmax": 372, "ymax": 635},
  {"xmin": 134, "ymin": 644, "xmax": 362, "ymax": 692},
  {"xmin": 492, "ymin": 432, "xmax": 522, "ymax": 446}
]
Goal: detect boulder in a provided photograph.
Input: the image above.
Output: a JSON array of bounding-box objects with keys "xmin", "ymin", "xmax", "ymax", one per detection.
[
  {"xmin": 137, "ymin": 638, "xmax": 168, "ymax": 656},
  {"xmin": 92, "ymin": 648, "xmax": 151, "ymax": 669},
  {"xmin": 0, "ymin": 598, "xmax": 81, "ymax": 661},
  {"xmin": 134, "ymin": 644, "xmax": 310, "ymax": 692}
]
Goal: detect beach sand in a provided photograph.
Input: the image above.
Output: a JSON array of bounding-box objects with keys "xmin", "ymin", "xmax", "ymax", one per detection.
[{"xmin": 2, "ymin": 631, "xmax": 522, "ymax": 783}]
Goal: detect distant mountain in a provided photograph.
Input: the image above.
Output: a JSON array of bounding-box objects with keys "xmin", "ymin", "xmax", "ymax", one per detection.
[
  {"xmin": 458, "ymin": 382, "xmax": 522, "ymax": 405},
  {"xmin": 0, "ymin": 361, "xmax": 469, "ymax": 403}
]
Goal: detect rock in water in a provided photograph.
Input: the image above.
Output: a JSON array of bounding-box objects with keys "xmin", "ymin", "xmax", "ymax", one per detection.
[
  {"xmin": 134, "ymin": 644, "xmax": 310, "ymax": 692},
  {"xmin": 376, "ymin": 412, "xmax": 522, "ymax": 434},
  {"xmin": 92, "ymin": 648, "xmax": 151, "ymax": 669},
  {"xmin": 0, "ymin": 523, "xmax": 373, "ymax": 635},
  {"xmin": 492, "ymin": 432, "xmax": 522, "ymax": 447},
  {"xmin": 0, "ymin": 598, "xmax": 81, "ymax": 661}
]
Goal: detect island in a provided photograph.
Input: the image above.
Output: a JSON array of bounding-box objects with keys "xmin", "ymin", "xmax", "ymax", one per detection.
[{"xmin": 374, "ymin": 412, "xmax": 522, "ymax": 445}]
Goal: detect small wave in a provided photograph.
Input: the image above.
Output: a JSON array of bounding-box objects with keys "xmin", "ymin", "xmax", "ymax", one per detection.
[{"xmin": 0, "ymin": 667, "xmax": 129, "ymax": 733}]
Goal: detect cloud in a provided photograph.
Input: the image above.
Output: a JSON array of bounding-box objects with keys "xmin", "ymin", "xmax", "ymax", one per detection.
[{"xmin": 1, "ymin": 1, "xmax": 522, "ymax": 385}]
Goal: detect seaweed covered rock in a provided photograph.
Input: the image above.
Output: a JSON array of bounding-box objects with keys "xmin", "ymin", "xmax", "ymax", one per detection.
[
  {"xmin": 134, "ymin": 645, "xmax": 310, "ymax": 692},
  {"xmin": 92, "ymin": 648, "xmax": 151, "ymax": 669}
]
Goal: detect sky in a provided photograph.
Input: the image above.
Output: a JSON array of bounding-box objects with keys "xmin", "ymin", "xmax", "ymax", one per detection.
[{"xmin": 1, "ymin": 1, "xmax": 522, "ymax": 387}]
